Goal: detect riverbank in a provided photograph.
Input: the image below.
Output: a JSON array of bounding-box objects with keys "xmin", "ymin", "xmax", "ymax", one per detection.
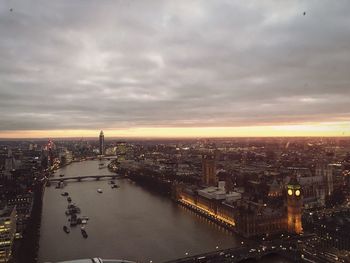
[
  {"xmin": 124, "ymin": 169, "xmax": 239, "ymax": 235},
  {"xmin": 39, "ymin": 160, "xmax": 240, "ymax": 263},
  {"xmin": 12, "ymin": 160, "xmax": 79, "ymax": 263},
  {"xmin": 12, "ymin": 180, "xmax": 44, "ymax": 263},
  {"xmin": 122, "ymin": 168, "xmax": 173, "ymax": 196},
  {"xmin": 177, "ymin": 199, "xmax": 236, "ymax": 231},
  {"xmin": 125, "ymin": 169, "xmax": 302, "ymax": 263}
]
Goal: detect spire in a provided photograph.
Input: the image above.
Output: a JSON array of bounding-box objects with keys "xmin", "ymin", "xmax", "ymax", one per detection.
[{"xmin": 287, "ymin": 172, "xmax": 301, "ymax": 187}]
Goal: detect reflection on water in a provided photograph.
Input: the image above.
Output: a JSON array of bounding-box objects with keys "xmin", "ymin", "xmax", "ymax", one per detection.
[
  {"xmin": 38, "ymin": 160, "xmax": 292, "ymax": 263},
  {"xmin": 39, "ymin": 161, "xmax": 240, "ymax": 263}
]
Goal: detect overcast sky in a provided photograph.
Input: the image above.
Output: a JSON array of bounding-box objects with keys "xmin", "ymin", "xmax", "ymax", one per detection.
[{"xmin": 0, "ymin": 0, "xmax": 350, "ymax": 134}]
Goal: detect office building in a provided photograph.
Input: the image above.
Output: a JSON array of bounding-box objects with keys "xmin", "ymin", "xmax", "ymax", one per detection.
[{"xmin": 0, "ymin": 206, "xmax": 16, "ymax": 263}]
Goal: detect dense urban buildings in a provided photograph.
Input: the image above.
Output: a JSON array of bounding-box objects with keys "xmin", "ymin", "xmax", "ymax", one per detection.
[
  {"xmin": 0, "ymin": 137, "xmax": 350, "ymax": 262},
  {"xmin": 1, "ymin": 0, "xmax": 350, "ymax": 262},
  {"xmin": 0, "ymin": 206, "xmax": 16, "ymax": 262}
]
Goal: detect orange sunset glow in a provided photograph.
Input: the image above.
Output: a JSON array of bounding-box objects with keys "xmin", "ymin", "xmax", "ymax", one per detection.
[
  {"xmin": 1, "ymin": 1, "xmax": 350, "ymax": 262},
  {"xmin": 1, "ymin": 122, "xmax": 349, "ymax": 138}
]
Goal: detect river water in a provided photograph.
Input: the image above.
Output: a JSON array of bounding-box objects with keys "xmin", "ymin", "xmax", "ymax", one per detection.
[{"xmin": 38, "ymin": 160, "xmax": 292, "ymax": 263}]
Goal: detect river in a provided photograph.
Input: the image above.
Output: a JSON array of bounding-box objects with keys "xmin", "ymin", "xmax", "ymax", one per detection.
[{"xmin": 38, "ymin": 160, "xmax": 292, "ymax": 263}]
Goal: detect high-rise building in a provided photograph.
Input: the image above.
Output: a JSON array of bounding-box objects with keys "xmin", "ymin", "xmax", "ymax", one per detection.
[
  {"xmin": 0, "ymin": 206, "xmax": 16, "ymax": 263},
  {"xmin": 3, "ymin": 149, "xmax": 19, "ymax": 180},
  {"xmin": 43, "ymin": 139, "xmax": 56, "ymax": 167},
  {"xmin": 202, "ymin": 154, "xmax": 217, "ymax": 186},
  {"xmin": 286, "ymin": 176, "xmax": 303, "ymax": 234},
  {"xmin": 58, "ymin": 149, "xmax": 73, "ymax": 165},
  {"xmin": 315, "ymin": 162, "xmax": 334, "ymax": 196},
  {"xmin": 6, "ymin": 193, "xmax": 32, "ymax": 238},
  {"xmin": 99, "ymin": 131, "xmax": 105, "ymax": 155}
]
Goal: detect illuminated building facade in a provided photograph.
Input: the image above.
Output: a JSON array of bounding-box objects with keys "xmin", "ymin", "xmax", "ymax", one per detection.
[
  {"xmin": 45, "ymin": 140, "xmax": 55, "ymax": 167},
  {"xmin": 6, "ymin": 193, "xmax": 33, "ymax": 238},
  {"xmin": 176, "ymin": 182, "xmax": 291, "ymax": 237},
  {"xmin": 175, "ymin": 182, "xmax": 238, "ymax": 227},
  {"xmin": 99, "ymin": 131, "xmax": 105, "ymax": 155},
  {"xmin": 202, "ymin": 154, "xmax": 217, "ymax": 186},
  {"xmin": 176, "ymin": 177, "xmax": 305, "ymax": 238},
  {"xmin": 268, "ymin": 178, "xmax": 283, "ymax": 197},
  {"xmin": 287, "ymin": 177, "xmax": 303, "ymax": 234},
  {"xmin": 0, "ymin": 206, "xmax": 16, "ymax": 263},
  {"xmin": 235, "ymin": 200, "xmax": 287, "ymax": 238}
]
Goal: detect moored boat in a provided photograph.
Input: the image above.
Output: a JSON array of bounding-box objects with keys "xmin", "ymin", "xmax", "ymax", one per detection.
[
  {"xmin": 70, "ymin": 215, "xmax": 78, "ymax": 226},
  {"xmin": 63, "ymin": 225, "xmax": 70, "ymax": 233},
  {"xmin": 81, "ymin": 227, "xmax": 88, "ymax": 238},
  {"xmin": 66, "ymin": 204, "xmax": 81, "ymax": 215}
]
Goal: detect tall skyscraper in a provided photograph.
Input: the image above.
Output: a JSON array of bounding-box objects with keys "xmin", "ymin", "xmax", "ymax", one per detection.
[
  {"xmin": 202, "ymin": 154, "xmax": 217, "ymax": 186},
  {"xmin": 99, "ymin": 130, "xmax": 105, "ymax": 155}
]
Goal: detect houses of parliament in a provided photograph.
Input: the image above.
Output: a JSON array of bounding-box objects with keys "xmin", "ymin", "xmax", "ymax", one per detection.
[{"xmin": 174, "ymin": 152, "xmax": 322, "ymax": 238}]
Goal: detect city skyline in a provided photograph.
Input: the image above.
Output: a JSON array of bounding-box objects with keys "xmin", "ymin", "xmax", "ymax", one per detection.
[
  {"xmin": 1, "ymin": 1, "xmax": 350, "ymax": 262},
  {"xmin": 1, "ymin": 0, "xmax": 350, "ymax": 138},
  {"xmin": 1, "ymin": 122, "xmax": 350, "ymax": 139},
  {"xmin": 2, "ymin": 135, "xmax": 349, "ymax": 262}
]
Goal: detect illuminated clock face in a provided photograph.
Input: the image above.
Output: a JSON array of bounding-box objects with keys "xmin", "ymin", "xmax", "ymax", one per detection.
[
  {"xmin": 295, "ymin": 189, "xmax": 301, "ymax": 196},
  {"xmin": 288, "ymin": 189, "xmax": 293, "ymax": 196}
]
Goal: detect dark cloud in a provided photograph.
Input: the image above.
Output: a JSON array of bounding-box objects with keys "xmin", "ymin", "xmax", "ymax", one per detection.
[{"xmin": 0, "ymin": 0, "xmax": 350, "ymax": 131}]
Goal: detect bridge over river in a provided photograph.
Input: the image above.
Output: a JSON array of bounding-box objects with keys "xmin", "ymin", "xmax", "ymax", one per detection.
[
  {"xmin": 165, "ymin": 239, "xmax": 303, "ymax": 263},
  {"xmin": 48, "ymin": 174, "xmax": 121, "ymax": 182}
]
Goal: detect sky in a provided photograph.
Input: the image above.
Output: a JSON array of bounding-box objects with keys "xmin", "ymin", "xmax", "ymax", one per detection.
[{"xmin": 0, "ymin": 0, "xmax": 350, "ymax": 138}]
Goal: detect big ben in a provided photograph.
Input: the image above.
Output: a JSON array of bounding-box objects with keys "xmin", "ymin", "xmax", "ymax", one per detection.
[{"xmin": 286, "ymin": 176, "xmax": 303, "ymax": 234}]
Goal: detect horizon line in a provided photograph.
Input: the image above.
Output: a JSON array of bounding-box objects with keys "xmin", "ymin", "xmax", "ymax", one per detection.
[
  {"xmin": 1, "ymin": 135, "xmax": 350, "ymax": 141},
  {"xmin": 0, "ymin": 122, "xmax": 349, "ymax": 139}
]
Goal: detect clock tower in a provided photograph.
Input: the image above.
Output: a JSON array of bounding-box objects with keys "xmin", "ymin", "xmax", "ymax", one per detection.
[{"xmin": 286, "ymin": 176, "xmax": 303, "ymax": 234}]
